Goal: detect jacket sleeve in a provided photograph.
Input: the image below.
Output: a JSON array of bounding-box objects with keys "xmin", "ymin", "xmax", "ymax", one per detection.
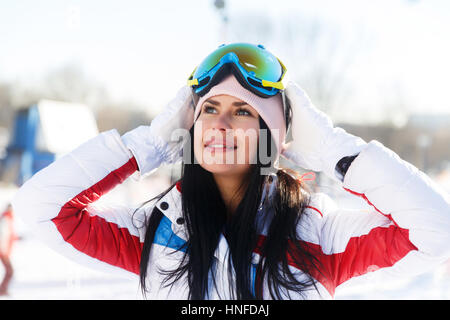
[
  {"xmin": 11, "ymin": 129, "xmax": 155, "ymax": 279},
  {"xmin": 303, "ymin": 140, "xmax": 450, "ymax": 297}
]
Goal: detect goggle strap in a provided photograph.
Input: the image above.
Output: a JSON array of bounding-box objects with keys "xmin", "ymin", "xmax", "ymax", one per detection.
[
  {"xmin": 188, "ymin": 67, "xmax": 197, "ymax": 79},
  {"xmin": 262, "ymin": 79, "xmax": 284, "ymax": 90},
  {"xmin": 281, "ymin": 90, "xmax": 292, "ymax": 141},
  {"xmin": 278, "ymin": 58, "xmax": 287, "ymax": 80},
  {"xmin": 187, "ymin": 67, "xmax": 198, "ymax": 86},
  {"xmin": 187, "ymin": 78, "xmax": 199, "ymax": 86},
  {"xmin": 189, "ymin": 87, "xmax": 198, "ymax": 112}
]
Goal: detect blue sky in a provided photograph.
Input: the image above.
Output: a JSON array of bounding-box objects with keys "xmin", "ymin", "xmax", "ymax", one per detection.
[{"xmin": 1, "ymin": 0, "xmax": 449, "ymax": 124}]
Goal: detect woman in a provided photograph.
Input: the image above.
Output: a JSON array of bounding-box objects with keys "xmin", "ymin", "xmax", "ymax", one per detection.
[{"xmin": 12, "ymin": 43, "xmax": 450, "ymax": 300}]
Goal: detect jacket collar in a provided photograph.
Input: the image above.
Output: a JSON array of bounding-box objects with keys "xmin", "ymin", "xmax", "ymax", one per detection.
[
  {"xmin": 154, "ymin": 176, "xmax": 277, "ymax": 249},
  {"xmin": 154, "ymin": 181, "xmax": 185, "ymax": 235}
]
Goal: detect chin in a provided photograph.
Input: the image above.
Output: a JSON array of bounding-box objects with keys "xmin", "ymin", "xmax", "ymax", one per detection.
[{"xmin": 199, "ymin": 162, "xmax": 251, "ymax": 176}]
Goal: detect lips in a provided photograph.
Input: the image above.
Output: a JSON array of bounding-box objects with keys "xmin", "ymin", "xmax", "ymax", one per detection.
[{"xmin": 204, "ymin": 137, "xmax": 237, "ymax": 151}]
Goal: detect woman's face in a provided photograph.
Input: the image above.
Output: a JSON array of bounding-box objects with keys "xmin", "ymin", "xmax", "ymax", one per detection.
[{"xmin": 193, "ymin": 95, "xmax": 260, "ymax": 176}]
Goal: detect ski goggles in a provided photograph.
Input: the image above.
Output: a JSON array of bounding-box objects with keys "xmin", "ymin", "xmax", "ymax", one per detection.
[{"xmin": 187, "ymin": 43, "xmax": 287, "ymax": 98}]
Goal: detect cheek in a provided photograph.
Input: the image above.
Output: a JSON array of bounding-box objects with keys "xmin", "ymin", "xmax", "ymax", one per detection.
[
  {"xmin": 192, "ymin": 119, "xmax": 260, "ymax": 166},
  {"xmin": 193, "ymin": 122, "xmax": 204, "ymax": 160},
  {"xmin": 235, "ymin": 127, "xmax": 259, "ymax": 163}
]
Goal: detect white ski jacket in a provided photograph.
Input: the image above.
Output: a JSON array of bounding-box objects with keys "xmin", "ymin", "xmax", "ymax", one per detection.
[{"xmin": 11, "ymin": 129, "xmax": 450, "ymax": 299}]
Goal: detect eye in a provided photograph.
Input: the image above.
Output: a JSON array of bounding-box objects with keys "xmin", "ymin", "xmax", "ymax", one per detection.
[
  {"xmin": 236, "ymin": 108, "xmax": 252, "ymax": 116},
  {"xmin": 202, "ymin": 104, "xmax": 253, "ymax": 117},
  {"xmin": 203, "ymin": 105, "xmax": 217, "ymax": 114}
]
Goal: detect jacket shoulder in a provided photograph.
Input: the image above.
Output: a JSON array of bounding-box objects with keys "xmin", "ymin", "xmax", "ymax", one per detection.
[
  {"xmin": 296, "ymin": 192, "xmax": 337, "ymax": 244},
  {"xmin": 307, "ymin": 192, "xmax": 338, "ymax": 218}
]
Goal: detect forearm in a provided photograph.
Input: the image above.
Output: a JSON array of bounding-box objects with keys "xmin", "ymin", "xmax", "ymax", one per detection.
[
  {"xmin": 342, "ymin": 140, "xmax": 450, "ymax": 258},
  {"xmin": 12, "ymin": 129, "xmax": 145, "ymax": 277},
  {"xmin": 12, "ymin": 130, "xmax": 135, "ymax": 224}
]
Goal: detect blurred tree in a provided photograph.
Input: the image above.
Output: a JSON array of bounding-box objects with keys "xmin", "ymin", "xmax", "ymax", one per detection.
[
  {"xmin": 40, "ymin": 63, "xmax": 109, "ymax": 111},
  {"xmin": 373, "ymin": 80, "xmax": 411, "ymax": 127},
  {"xmin": 6, "ymin": 63, "xmax": 108, "ymax": 112},
  {"xmin": 279, "ymin": 14, "xmax": 370, "ymax": 115},
  {"xmin": 225, "ymin": 11, "xmax": 368, "ymax": 115},
  {"xmin": 339, "ymin": 122, "xmax": 450, "ymax": 173},
  {"xmin": 96, "ymin": 101, "xmax": 151, "ymax": 135},
  {"xmin": 0, "ymin": 83, "xmax": 14, "ymax": 129},
  {"xmin": 0, "ymin": 63, "xmax": 150, "ymax": 136}
]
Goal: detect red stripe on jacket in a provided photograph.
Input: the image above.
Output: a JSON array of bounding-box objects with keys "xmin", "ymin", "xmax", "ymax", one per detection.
[
  {"xmin": 51, "ymin": 157, "xmax": 143, "ymax": 275},
  {"xmin": 254, "ymin": 189, "xmax": 418, "ymax": 297},
  {"xmin": 306, "ymin": 206, "xmax": 323, "ymax": 217}
]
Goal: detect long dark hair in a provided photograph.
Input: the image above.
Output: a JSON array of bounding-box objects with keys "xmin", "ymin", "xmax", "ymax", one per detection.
[{"xmin": 138, "ymin": 117, "xmax": 322, "ymax": 299}]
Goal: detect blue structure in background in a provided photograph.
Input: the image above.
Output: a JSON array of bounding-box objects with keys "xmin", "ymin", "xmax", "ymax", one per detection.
[{"xmin": 0, "ymin": 105, "xmax": 55, "ymax": 186}]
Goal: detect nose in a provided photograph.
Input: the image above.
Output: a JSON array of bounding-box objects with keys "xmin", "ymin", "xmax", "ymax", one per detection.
[
  {"xmin": 201, "ymin": 112, "xmax": 235, "ymax": 146},
  {"xmin": 209, "ymin": 112, "xmax": 232, "ymax": 132}
]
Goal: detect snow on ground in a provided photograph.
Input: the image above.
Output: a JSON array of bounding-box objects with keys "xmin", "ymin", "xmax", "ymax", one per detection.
[
  {"xmin": 1, "ymin": 172, "xmax": 450, "ymax": 300},
  {"xmin": 0, "ymin": 173, "xmax": 171, "ymax": 300},
  {"xmin": 2, "ymin": 235, "xmax": 142, "ymax": 300}
]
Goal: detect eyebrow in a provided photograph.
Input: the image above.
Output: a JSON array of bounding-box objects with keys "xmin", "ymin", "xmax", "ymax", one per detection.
[{"xmin": 205, "ymin": 99, "xmax": 249, "ymax": 107}]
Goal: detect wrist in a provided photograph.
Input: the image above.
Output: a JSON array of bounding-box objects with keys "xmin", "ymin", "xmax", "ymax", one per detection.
[
  {"xmin": 335, "ymin": 154, "xmax": 359, "ymax": 182},
  {"xmin": 121, "ymin": 127, "xmax": 167, "ymax": 177},
  {"xmin": 321, "ymin": 127, "xmax": 366, "ymax": 182}
]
